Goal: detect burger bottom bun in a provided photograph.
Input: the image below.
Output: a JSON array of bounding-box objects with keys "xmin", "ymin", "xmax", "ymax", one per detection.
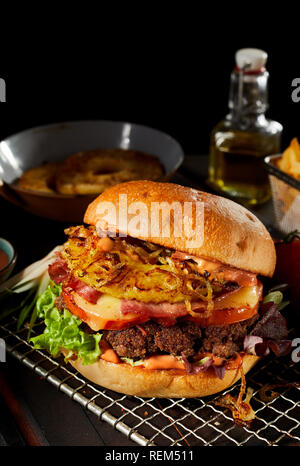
[{"xmin": 66, "ymin": 353, "xmax": 259, "ymax": 398}]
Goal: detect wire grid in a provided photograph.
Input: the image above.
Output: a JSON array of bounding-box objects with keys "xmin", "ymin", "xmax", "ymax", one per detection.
[{"xmin": 0, "ymin": 315, "xmax": 299, "ymax": 446}]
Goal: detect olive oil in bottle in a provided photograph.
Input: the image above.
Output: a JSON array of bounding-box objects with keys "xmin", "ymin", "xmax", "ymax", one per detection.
[{"xmin": 208, "ymin": 48, "xmax": 282, "ymax": 205}]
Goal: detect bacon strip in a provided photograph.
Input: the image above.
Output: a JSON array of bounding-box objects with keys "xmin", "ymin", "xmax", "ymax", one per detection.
[
  {"xmin": 48, "ymin": 256, "xmax": 69, "ymax": 284},
  {"xmin": 171, "ymin": 252, "xmax": 257, "ymax": 287},
  {"xmin": 48, "ymin": 257, "xmax": 101, "ymax": 304},
  {"xmin": 121, "ymin": 300, "xmax": 189, "ymax": 318},
  {"xmin": 67, "ymin": 277, "xmax": 101, "ymax": 304},
  {"xmin": 120, "ymin": 298, "xmax": 218, "ymax": 318}
]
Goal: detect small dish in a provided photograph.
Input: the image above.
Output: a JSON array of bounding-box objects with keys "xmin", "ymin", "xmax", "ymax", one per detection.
[{"xmin": 0, "ymin": 238, "xmax": 17, "ymax": 284}]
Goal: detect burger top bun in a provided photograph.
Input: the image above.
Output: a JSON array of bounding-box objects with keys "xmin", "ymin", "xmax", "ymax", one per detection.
[{"xmin": 84, "ymin": 181, "xmax": 276, "ymax": 277}]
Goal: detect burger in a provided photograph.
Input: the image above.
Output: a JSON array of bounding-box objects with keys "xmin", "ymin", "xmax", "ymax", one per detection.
[{"xmin": 30, "ymin": 181, "xmax": 291, "ymax": 398}]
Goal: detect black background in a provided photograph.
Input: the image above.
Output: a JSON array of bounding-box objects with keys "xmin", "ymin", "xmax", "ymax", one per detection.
[{"xmin": 1, "ymin": 23, "xmax": 300, "ymax": 156}]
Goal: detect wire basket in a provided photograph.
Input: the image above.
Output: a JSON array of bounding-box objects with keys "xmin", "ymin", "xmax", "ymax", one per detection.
[
  {"xmin": 0, "ymin": 314, "xmax": 299, "ymax": 446},
  {"xmin": 265, "ymin": 154, "xmax": 300, "ymax": 235}
]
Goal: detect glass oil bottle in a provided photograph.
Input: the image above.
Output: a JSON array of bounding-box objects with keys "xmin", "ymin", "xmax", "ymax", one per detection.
[{"xmin": 208, "ymin": 48, "xmax": 282, "ymax": 205}]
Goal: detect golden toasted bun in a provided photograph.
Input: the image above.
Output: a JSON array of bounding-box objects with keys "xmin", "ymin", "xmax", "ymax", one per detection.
[
  {"xmin": 67, "ymin": 353, "xmax": 259, "ymax": 398},
  {"xmin": 84, "ymin": 181, "xmax": 276, "ymax": 277}
]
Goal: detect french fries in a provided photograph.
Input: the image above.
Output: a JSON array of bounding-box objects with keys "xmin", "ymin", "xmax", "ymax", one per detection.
[
  {"xmin": 269, "ymin": 138, "xmax": 300, "ymax": 234},
  {"xmin": 278, "ymin": 137, "xmax": 300, "ymax": 180}
]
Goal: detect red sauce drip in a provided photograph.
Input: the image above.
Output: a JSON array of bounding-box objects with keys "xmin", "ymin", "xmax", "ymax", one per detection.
[{"xmin": 0, "ymin": 250, "xmax": 9, "ymax": 270}]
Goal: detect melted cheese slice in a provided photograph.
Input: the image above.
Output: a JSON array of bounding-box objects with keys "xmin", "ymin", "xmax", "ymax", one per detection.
[
  {"xmin": 74, "ymin": 293, "xmax": 122, "ymax": 320},
  {"xmin": 213, "ymin": 285, "xmax": 261, "ymax": 310}
]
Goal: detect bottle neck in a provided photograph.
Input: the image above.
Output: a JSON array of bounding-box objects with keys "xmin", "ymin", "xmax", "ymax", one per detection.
[{"xmin": 228, "ymin": 68, "xmax": 269, "ymax": 128}]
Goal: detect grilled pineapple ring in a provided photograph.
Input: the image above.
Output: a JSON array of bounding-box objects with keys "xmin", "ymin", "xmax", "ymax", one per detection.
[
  {"xmin": 55, "ymin": 149, "xmax": 164, "ymax": 195},
  {"xmin": 61, "ymin": 226, "xmax": 212, "ymax": 304}
]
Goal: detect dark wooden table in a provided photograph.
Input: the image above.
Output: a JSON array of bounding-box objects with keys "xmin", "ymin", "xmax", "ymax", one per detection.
[{"xmin": 0, "ymin": 155, "xmax": 276, "ymax": 446}]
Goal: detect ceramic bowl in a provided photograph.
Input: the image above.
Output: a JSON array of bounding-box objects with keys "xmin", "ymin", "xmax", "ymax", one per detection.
[
  {"xmin": 0, "ymin": 238, "xmax": 17, "ymax": 284},
  {"xmin": 0, "ymin": 120, "xmax": 184, "ymax": 222}
]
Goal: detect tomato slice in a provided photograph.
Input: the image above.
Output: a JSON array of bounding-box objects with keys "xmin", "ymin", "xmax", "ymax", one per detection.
[
  {"xmin": 187, "ymin": 305, "xmax": 258, "ymax": 327},
  {"xmin": 62, "ymin": 289, "xmax": 87, "ymax": 322}
]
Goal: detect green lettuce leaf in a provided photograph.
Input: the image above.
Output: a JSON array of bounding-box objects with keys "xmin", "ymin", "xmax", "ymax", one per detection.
[
  {"xmin": 263, "ymin": 290, "xmax": 289, "ymax": 311},
  {"xmin": 263, "ymin": 291, "xmax": 283, "ymax": 306},
  {"xmin": 194, "ymin": 356, "xmax": 211, "ymax": 366},
  {"xmin": 36, "ymin": 281, "xmax": 62, "ymax": 319},
  {"xmin": 30, "ymin": 282, "xmax": 102, "ymax": 365},
  {"xmin": 120, "ymin": 357, "xmax": 144, "ymax": 367}
]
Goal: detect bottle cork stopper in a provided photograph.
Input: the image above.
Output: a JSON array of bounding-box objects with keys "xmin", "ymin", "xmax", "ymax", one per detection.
[{"xmin": 235, "ymin": 48, "xmax": 268, "ymax": 71}]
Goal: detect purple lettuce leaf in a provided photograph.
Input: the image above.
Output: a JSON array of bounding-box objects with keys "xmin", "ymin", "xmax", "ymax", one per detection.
[
  {"xmin": 243, "ymin": 299, "xmax": 292, "ymax": 357},
  {"xmin": 181, "ymin": 355, "xmax": 226, "ymax": 379},
  {"xmin": 243, "ymin": 335, "xmax": 264, "ymax": 354},
  {"xmin": 250, "ymin": 302, "xmax": 289, "ymax": 340}
]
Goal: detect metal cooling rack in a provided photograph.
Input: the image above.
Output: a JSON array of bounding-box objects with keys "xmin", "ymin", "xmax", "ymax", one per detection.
[{"xmin": 1, "ymin": 315, "xmax": 299, "ymax": 446}]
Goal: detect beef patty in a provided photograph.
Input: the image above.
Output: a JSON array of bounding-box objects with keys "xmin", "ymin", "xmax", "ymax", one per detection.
[
  {"xmin": 56, "ymin": 293, "xmax": 257, "ymax": 360},
  {"xmin": 105, "ymin": 316, "xmax": 257, "ymax": 360},
  {"xmin": 106, "ymin": 321, "xmax": 202, "ymax": 359}
]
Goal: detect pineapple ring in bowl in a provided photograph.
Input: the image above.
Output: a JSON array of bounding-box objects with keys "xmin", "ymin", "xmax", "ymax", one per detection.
[
  {"xmin": 17, "ymin": 162, "xmax": 59, "ymax": 193},
  {"xmin": 55, "ymin": 148, "xmax": 164, "ymax": 195}
]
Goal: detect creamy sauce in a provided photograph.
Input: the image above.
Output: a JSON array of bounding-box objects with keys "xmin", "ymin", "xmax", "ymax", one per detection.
[
  {"xmin": 98, "ymin": 236, "xmax": 114, "ymax": 252},
  {"xmin": 143, "ymin": 355, "xmax": 186, "ymax": 371},
  {"xmin": 100, "ymin": 345, "xmax": 120, "ymax": 364},
  {"xmin": 100, "ymin": 344, "xmax": 245, "ymax": 371},
  {"xmin": 100, "ymin": 347, "xmax": 244, "ymax": 372},
  {"xmin": 0, "ymin": 249, "xmax": 9, "ymax": 270}
]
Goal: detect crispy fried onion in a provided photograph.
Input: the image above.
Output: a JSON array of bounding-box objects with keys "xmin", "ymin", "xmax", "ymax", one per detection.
[
  {"xmin": 259, "ymin": 382, "xmax": 300, "ymax": 403},
  {"xmin": 213, "ymin": 366, "xmax": 256, "ymax": 427},
  {"xmin": 61, "ymin": 226, "xmax": 218, "ymax": 312}
]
